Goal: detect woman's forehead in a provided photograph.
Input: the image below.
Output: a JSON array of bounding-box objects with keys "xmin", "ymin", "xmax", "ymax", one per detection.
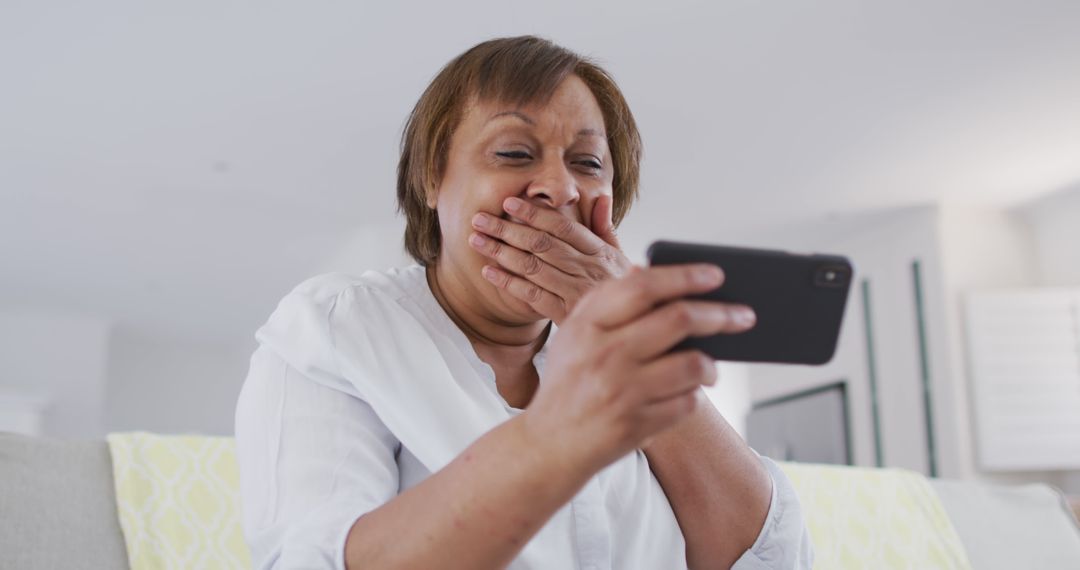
[{"xmin": 465, "ymin": 76, "xmax": 607, "ymax": 137}]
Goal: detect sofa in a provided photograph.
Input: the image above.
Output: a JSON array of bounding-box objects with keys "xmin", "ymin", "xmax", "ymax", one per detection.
[{"xmin": 3, "ymin": 432, "xmax": 1080, "ymax": 569}]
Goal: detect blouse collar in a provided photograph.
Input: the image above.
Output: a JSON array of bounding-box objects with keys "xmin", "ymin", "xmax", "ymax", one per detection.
[{"xmin": 394, "ymin": 264, "xmax": 558, "ymax": 412}]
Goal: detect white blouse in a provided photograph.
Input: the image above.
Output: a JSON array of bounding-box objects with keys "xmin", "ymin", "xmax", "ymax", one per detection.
[{"xmin": 235, "ymin": 264, "xmax": 813, "ymax": 569}]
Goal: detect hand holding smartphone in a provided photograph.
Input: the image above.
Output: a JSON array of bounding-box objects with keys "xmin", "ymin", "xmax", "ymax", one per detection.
[{"xmin": 647, "ymin": 240, "xmax": 853, "ymax": 365}]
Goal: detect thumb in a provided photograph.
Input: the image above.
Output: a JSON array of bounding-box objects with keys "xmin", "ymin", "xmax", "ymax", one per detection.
[{"xmin": 591, "ymin": 194, "xmax": 621, "ymax": 249}]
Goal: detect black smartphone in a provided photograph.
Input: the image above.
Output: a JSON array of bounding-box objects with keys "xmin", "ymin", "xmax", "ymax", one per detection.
[{"xmin": 646, "ymin": 240, "xmax": 853, "ymax": 365}]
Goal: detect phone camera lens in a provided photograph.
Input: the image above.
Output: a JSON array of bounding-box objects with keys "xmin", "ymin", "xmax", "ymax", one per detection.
[{"xmin": 814, "ymin": 264, "xmax": 849, "ymax": 288}]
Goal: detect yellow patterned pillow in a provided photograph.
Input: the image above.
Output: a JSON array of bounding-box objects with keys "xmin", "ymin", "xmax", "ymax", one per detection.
[
  {"xmin": 778, "ymin": 462, "xmax": 972, "ymax": 570},
  {"xmin": 107, "ymin": 432, "xmax": 252, "ymax": 570}
]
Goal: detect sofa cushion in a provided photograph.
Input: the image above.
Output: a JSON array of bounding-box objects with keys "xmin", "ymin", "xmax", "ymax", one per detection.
[
  {"xmin": 0, "ymin": 432, "xmax": 130, "ymax": 570},
  {"xmin": 778, "ymin": 462, "xmax": 972, "ymax": 568}
]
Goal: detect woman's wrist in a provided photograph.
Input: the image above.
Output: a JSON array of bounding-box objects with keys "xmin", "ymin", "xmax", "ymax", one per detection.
[{"xmin": 516, "ymin": 410, "xmax": 604, "ymax": 485}]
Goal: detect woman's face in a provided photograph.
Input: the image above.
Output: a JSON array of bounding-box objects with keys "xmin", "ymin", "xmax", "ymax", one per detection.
[{"xmin": 432, "ymin": 74, "xmax": 615, "ymax": 324}]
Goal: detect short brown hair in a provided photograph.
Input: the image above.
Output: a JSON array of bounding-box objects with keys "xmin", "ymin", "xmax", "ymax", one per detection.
[{"xmin": 396, "ymin": 36, "xmax": 642, "ymax": 265}]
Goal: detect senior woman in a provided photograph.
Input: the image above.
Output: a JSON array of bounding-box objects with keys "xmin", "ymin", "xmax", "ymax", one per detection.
[{"xmin": 236, "ymin": 36, "xmax": 812, "ymax": 569}]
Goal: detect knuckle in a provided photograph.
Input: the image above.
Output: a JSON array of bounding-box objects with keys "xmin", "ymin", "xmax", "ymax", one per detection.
[
  {"xmin": 593, "ymin": 337, "xmax": 624, "ymax": 368},
  {"xmin": 590, "ymin": 373, "xmax": 621, "ymax": 408},
  {"xmin": 682, "ymin": 353, "xmax": 702, "ymax": 377},
  {"xmin": 598, "ymin": 248, "xmax": 617, "ymax": 267},
  {"xmin": 488, "ymin": 240, "xmax": 503, "ymax": 257},
  {"xmin": 686, "ymin": 352, "xmax": 712, "ymax": 378},
  {"xmin": 683, "ymin": 266, "xmax": 701, "ymax": 287},
  {"xmin": 585, "ymin": 259, "xmax": 612, "ymax": 282},
  {"xmin": 489, "ymin": 218, "xmax": 507, "ymax": 237},
  {"xmin": 630, "ymin": 270, "xmax": 656, "ymax": 293},
  {"xmin": 627, "ymin": 286, "xmax": 652, "ymax": 309},
  {"xmin": 667, "ymin": 303, "xmax": 693, "ymax": 329},
  {"xmin": 600, "ymin": 382, "xmax": 621, "ymax": 407},
  {"xmin": 627, "ymin": 268, "xmax": 650, "ymax": 288},
  {"xmin": 529, "ymin": 232, "xmax": 554, "ymax": 253},
  {"xmin": 522, "ymin": 254, "xmax": 544, "ymax": 276},
  {"xmin": 554, "ymin": 217, "xmax": 576, "ymax": 239},
  {"xmin": 524, "ymin": 283, "xmax": 544, "ymax": 303},
  {"xmin": 521, "ymin": 202, "xmax": 540, "ymax": 223},
  {"xmin": 623, "ymin": 272, "xmax": 656, "ymax": 298}
]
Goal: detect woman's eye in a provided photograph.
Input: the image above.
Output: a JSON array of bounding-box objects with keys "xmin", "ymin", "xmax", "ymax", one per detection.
[
  {"xmin": 576, "ymin": 158, "xmax": 603, "ymax": 171},
  {"xmin": 496, "ymin": 151, "xmax": 532, "ymax": 160}
]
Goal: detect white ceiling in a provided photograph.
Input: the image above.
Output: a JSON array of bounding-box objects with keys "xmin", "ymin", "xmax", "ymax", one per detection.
[{"xmin": 3, "ymin": 0, "xmax": 1079, "ymax": 344}]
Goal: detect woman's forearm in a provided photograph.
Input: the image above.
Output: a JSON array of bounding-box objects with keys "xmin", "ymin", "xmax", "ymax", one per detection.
[
  {"xmin": 643, "ymin": 390, "xmax": 772, "ymax": 569},
  {"xmin": 344, "ymin": 413, "xmax": 593, "ymax": 570}
]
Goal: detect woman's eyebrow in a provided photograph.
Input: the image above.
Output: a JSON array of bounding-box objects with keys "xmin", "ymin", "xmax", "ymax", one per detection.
[{"xmin": 487, "ymin": 110, "xmax": 535, "ymax": 125}]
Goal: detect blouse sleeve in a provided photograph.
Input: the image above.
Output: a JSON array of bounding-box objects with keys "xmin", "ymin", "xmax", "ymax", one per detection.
[
  {"xmin": 235, "ymin": 279, "xmax": 401, "ymax": 570},
  {"xmin": 730, "ymin": 455, "xmax": 815, "ymax": 569}
]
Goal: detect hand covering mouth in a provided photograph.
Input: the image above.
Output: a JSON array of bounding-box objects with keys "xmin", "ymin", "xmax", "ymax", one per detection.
[{"xmin": 499, "ymin": 209, "xmax": 586, "ymax": 231}]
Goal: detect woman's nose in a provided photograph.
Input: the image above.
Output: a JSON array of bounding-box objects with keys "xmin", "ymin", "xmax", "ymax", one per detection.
[{"xmin": 525, "ymin": 162, "xmax": 580, "ymax": 209}]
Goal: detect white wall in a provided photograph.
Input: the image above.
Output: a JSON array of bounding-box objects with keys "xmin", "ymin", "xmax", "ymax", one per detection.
[
  {"xmin": 0, "ymin": 312, "xmax": 112, "ymax": 438},
  {"xmin": 103, "ymin": 327, "xmax": 253, "ymax": 436},
  {"xmin": 1002, "ymin": 186, "xmax": 1080, "ymax": 493},
  {"xmin": 315, "ymin": 220, "xmax": 412, "ymax": 276},
  {"xmin": 935, "ymin": 201, "xmax": 1040, "ymax": 480},
  {"xmin": 933, "ymin": 195, "xmax": 1080, "ymax": 493},
  {"xmin": 1021, "ymin": 184, "xmax": 1080, "ymax": 287},
  {"xmin": 97, "ymin": 227, "xmax": 410, "ymax": 438},
  {"xmin": 0, "ymin": 311, "xmax": 252, "ymax": 439}
]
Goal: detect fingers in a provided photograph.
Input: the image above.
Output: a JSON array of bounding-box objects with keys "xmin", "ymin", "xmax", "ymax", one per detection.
[
  {"xmin": 590, "ymin": 194, "xmax": 621, "ymax": 249},
  {"xmin": 471, "ymin": 212, "xmax": 579, "ymax": 268},
  {"xmin": 480, "ymin": 264, "xmax": 569, "ymax": 323},
  {"xmin": 503, "ymin": 197, "xmax": 608, "ymax": 255},
  {"xmin": 468, "ymin": 231, "xmax": 577, "ymax": 295},
  {"xmin": 584, "ymin": 264, "xmax": 727, "ymax": 329},
  {"xmin": 472, "ymin": 212, "xmax": 571, "ymax": 257},
  {"xmin": 635, "ymin": 387, "xmax": 701, "ymax": 435},
  {"xmin": 616, "ymin": 300, "xmax": 755, "ymax": 361},
  {"xmin": 636, "ymin": 351, "xmax": 717, "ymax": 402}
]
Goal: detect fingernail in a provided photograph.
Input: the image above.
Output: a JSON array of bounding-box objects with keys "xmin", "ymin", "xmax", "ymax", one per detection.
[
  {"xmin": 482, "ymin": 266, "xmax": 499, "ymax": 281},
  {"xmin": 694, "ymin": 265, "xmax": 723, "ymax": 286},
  {"xmin": 469, "ymin": 233, "xmax": 487, "ymax": 247},
  {"xmin": 735, "ymin": 307, "xmax": 756, "ymax": 327},
  {"xmin": 504, "ymin": 197, "xmax": 523, "ymax": 213},
  {"xmin": 471, "ymin": 213, "xmax": 489, "ymax": 229}
]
